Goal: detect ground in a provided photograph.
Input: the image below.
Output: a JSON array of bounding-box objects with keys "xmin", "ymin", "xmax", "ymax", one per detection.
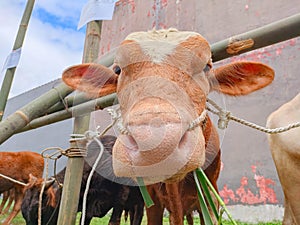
[{"xmin": 0, "ymin": 212, "xmax": 281, "ymax": 225}]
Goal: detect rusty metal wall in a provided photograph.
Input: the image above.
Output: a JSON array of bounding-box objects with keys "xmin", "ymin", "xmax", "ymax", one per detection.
[{"xmin": 96, "ymin": 0, "xmax": 300, "ymax": 210}]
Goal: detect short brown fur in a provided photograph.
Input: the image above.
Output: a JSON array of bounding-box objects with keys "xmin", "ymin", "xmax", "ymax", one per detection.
[{"xmin": 0, "ymin": 151, "xmax": 44, "ymax": 225}]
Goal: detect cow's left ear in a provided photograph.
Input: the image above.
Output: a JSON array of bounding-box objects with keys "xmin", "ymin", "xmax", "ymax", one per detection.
[
  {"xmin": 62, "ymin": 63, "xmax": 118, "ymax": 97},
  {"xmin": 209, "ymin": 61, "xmax": 274, "ymax": 95}
]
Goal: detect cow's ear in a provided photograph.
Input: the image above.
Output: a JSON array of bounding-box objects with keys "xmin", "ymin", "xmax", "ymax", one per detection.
[
  {"xmin": 44, "ymin": 178, "xmax": 55, "ymax": 190},
  {"xmin": 62, "ymin": 63, "xmax": 118, "ymax": 97},
  {"xmin": 209, "ymin": 61, "xmax": 274, "ymax": 95}
]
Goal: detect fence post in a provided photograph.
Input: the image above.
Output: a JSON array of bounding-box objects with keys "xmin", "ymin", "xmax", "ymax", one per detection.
[
  {"xmin": 0, "ymin": 0, "xmax": 35, "ymax": 121},
  {"xmin": 57, "ymin": 20, "xmax": 102, "ymax": 225}
]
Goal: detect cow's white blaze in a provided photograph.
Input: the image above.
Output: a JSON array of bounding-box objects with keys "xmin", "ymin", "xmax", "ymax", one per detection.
[{"xmin": 125, "ymin": 29, "xmax": 200, "ymax": 64}]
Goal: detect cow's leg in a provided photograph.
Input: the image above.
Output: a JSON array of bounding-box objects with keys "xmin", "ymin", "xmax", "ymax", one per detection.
[
  {"xmin": 0, "ymin": 191, "xmax": 10, "ymax": 214},
  {"xmin": 131, "ymin": 203, "xmax": 144, "ymax": 225},
  {"xmin": 271, "ymin": 148, "xmax": 300, "ymax": 225},
  {"xmin": 146, "ymin": 186, "xmax": 164, "ymax": 225},
  {"xmin": 108, "ymin": 207, "xmax": 123, "ymax": 225},
  {"xmin": 283, "ymin": 199, "xmax": 297, "ymax": 225},
  {"xmin": 2, "ymin": 187, "xmax": 24, "ymax": 225},
  {"xmin": 109, "ymin": 185, "xmax": 131, "ymax": 225},
  {"xmin": 3, "ymin": 189, "xmax": 14, "ymax": 214},
  {"xmin": 146, "ymin": 204, "xmax": 164, "ymax": 225},
  {"xmin": 186, "ymin": 213, "xmax": 193, "ymax": 225},
  {"xmin": 165, "ymin": 183, "xmax": 184, "ymax": 225}
]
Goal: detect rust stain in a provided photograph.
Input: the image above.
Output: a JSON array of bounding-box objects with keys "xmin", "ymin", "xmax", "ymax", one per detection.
[
  {"xmin": 116, "ymin": 0, "xmax": 136, "ymax": 13},
  {"xmin": 219, "ymin": 165, "xmax": 278, "ymax": 205},
  {"xmin": 251, "ymin": 165, "xmax": 257, "ymax": 173},
  {"xmin": 161, "ymin": 0, "xmax": 168, "ymax": 8},
  {"xmin": 219, "ymin": 185, "xmax": 238, "ymax": 204},
  {"xmin": 289, "ymin": 39, "xmax": 297, "ymax": 46},
  {"xmin": 152, "ymin": 21, "xmax": 156, "ymax": 29},
  {"xmin": 100, "ymin": 46, "xmax": 105, "ymax": 56},
  {"xmin": 107, "ymin": 42, "xmax": 111, "ymax": 52},
  {"xmin": 276, "ymin": 48, "xmax": 282, "ymax": 56},
  {"xmin": 254, "ymin": 174, "xmax": 278, "ymax": 204},
  {"xmin": 219, "ymin": 37, "xmax": 299, "ymax": 64},
  {"xmin": 226, "ymin": 38, "xmax": 255, "ymax": 54},
  {"xmin": 158, "ymin": 22, "xmax": 167, "ymax": 29}
]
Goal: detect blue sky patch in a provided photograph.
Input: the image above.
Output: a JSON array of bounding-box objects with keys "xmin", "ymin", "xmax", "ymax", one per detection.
[{"xmin": 33, "ymin": 7, "xmax": 80, "ymax": 31}]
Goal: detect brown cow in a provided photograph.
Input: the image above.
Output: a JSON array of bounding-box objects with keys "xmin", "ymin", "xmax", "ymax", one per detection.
[
  {"xmin": 267, "ymin": 92, "xmax": 300, "ymax": 225},
  {"xmin": 62, "ymin": 29, "xmax": 274, "ymax": 224},
  {"xmin": 0, "ymin": 151, "xmax": 44, "ymax": 225}
]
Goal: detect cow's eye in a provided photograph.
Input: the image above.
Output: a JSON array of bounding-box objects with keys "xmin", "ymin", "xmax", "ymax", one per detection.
[
  {"xmin": 203, "ymin": 64, "xmax": 211, "ymax": 73},
  {"xmin": 113, "ymin": 65, "xmax": 121, "ymax": 75}
]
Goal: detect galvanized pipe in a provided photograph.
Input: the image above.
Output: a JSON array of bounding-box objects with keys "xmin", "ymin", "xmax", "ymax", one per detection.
[
  {"xmin": 17, "ymin": 93, "xmax": 117, "ymax": 133},
  {"xmin": 211, "ymin": 13, "xmax": 300, "ymax": 61},
  {"xmin": 0, "ymin": 83, "xmax": 73, "ymax": 144}
]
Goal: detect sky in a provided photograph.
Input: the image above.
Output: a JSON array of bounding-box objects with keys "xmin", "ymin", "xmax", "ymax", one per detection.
[{"xmin": 0, "ymin": 0, "xmax": 88, "ymax": 97}]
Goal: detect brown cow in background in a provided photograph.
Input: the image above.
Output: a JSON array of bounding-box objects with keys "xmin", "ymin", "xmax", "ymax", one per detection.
[
  {"xmin": 0, "ymin": 151, "xmax": 44, "ymax": 225},
  {"xmin": 62, "ymin": 29, "xmax": 274, "ymax": 224},
  {"xmin": 267, "ymin": 92, "xmax": 300, "ymax": 225}
]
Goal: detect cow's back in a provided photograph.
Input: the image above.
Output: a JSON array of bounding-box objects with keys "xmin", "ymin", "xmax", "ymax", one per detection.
[
  {"xmin": 0, "ymin": 151, "xmax": 44, "ymax": 192},
  {"xmin": 267, "ymin": 93, "xmax": 300, "ymax": 155}
]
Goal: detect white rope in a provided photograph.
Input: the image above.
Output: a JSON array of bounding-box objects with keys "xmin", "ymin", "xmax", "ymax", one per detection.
[
  {"xmin": 108, "ymin": 107, "xmax": 208, "ymax": 134},
  {"xmin": 80, "ymin": 131, "xmax": 104, "ymax": 225},
  {"xmin": 80, "ymin": 115, "xmax": 119, "ymax": 225},
  {"xmin": 107, "ymin": 107, "xmax": 130, "ymax": 135},
  {"xmin": 38, "ymin": 157, "xmax": 49, "ymax": 225},
  {"xmin": 206, "ymin": 98, "xmax": 300, "ymax": 134},
  {"xmin": 0, "ymin": 173, "xmax": 27, "ymax": 186},
  {"xmin": 188, "ymin": 109, "xmax": 207, "ymax": 131}
]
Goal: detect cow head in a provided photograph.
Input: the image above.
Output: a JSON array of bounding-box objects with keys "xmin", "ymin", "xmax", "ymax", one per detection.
[
  {"xmin": 25, "ymin": 174, "xmax": 57, "ymax": 207},
  {"xmin": 62, "ymin": 29, "xmax": 274, "ymax": 184}
]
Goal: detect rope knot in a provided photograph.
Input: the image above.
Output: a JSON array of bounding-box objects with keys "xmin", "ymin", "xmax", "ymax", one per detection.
[
  {"xmin": 107, "ymin": 107, "xmax": 130, "ymax": 135},
  {"xmin": 67, "ymin": 134, "xmax": 88, "ymax": 157},
  {"xmin": 84, "ymin": 130, "xmax": 100, "ymax": 140},
  {"xmin": 218, "ymin": 110, "xmax": 231, "ymax": 130},
  {"xmin": 107, "ymin": 108, "xmax": 121, "ymax": 120}
]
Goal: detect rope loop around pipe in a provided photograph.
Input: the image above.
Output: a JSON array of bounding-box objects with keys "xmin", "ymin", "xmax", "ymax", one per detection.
[{"xmin": 206, "ymin": 98, "xmax": 300, "ymax": 134}]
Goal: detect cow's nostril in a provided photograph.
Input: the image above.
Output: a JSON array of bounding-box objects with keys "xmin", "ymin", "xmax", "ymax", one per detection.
[
  {"xmin": 121, "ymin": 135, "xmax": 138, "ymax": 151},
  {"xmin": 178, "ymin": 131, "xmax": 189, "ymax": 150}
]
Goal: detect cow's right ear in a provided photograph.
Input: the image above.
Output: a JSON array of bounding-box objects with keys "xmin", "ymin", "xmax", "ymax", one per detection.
[{"xmin": 62, "ymin": 63, "xmax": 118, "ymax": 97}]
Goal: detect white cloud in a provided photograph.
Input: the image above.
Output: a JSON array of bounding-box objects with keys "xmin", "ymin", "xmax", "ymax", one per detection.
[
  {"xmin": 35, "ymin": 0, "xmax": 85, "ymax": 22},
  {"xmin": 0, "ymin": 0, "xmax": 87, "ymax": 97}
]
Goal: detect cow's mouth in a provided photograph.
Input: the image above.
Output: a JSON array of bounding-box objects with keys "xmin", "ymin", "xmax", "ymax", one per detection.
[{"xmin": 112, "ymin": 123, "xmax": 206, "ymax": 184}]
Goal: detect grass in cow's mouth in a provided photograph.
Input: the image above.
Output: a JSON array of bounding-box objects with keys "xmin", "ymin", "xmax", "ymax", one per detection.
[{"xmin": 0, "ymin": 212, "xmax": 282, "ymax": 225}]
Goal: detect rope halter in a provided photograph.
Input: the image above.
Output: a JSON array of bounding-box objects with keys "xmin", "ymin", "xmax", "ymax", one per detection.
[{"xmin": 107, "ymin": 107, "xmax": 208, "ymax": 135}]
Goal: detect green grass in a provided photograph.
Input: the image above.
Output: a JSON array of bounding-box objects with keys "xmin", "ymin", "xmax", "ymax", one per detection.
[
  {"xmin": 0, "ymin": 213, "xmax": 25, "ymax": 225},
  {"xmin": 0, "ymin": 212, "xmax": 282, "ymax": 225}
]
